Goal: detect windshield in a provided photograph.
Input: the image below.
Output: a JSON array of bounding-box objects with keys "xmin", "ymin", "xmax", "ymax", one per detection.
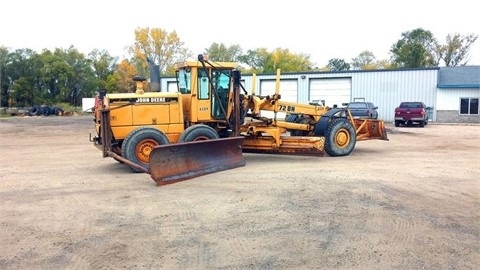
[
  {"xmin": 400, "ymin": 102, "xmax": 422, "ymax": 108},
  {"xmin": 348, "ymin": 103, "xmax": 367, "ymax": 109}
]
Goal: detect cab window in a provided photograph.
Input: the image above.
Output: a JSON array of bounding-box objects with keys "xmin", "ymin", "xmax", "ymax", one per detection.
[
  {"xmin": 176, "ymin": 69, "xmax": 191, "ymax": 94},
  {"xmin": 213, "ymin": 69, "xmax": 230, "ymax": 90},
  {"xmin": 198, "ymin": 68, "xmax": 210, "ymax": 99},
  {"xmin": 211, "ymin": 69, "xmax": 230, "ymax": 119}
]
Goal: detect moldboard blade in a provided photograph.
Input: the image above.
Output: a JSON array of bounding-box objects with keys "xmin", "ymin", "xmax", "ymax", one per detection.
[{"xmin": 148, "ymin": 137, "xmax": 246, "ymax": 186}]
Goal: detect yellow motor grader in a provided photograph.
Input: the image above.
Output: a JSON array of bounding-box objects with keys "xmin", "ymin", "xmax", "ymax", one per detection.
[{"xmin": 91, "ymin": 55, "xmax": 388, "ymax": 185}]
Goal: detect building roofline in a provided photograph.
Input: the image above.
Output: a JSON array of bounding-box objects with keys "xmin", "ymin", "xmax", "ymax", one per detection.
[
  {"xmin": 243, "ymin": 67, "xmax": 440, "ymax": 76},
  {"xmin": 438, "ymin": 84, "xmax": 480, "ymax": 88}
]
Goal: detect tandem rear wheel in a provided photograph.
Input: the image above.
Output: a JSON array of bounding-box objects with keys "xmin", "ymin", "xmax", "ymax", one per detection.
[
  {"xmin": 324, "ymin": 118, "xmax": 356, "ymax": 157},
  {"xmin": 178, "ymin": 124, "xmax": 220, "ymax": 142}
]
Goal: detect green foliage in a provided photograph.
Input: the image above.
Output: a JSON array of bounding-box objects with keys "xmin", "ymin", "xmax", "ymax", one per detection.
[
  {"xmin": 237, "ymin": 48, "xmax": 270, "ymax": 73},
  {"xmin": 10, "ymin": 77, "xmax": 35, "ymax": 106},
  {"xmin": 1, "ymin": 46, "xmax": 101, "ymax": 107},
  {"xmin": 351, "ymin": 51, "xmax": 376, "ymax": 70},
  {"xmin": 0, "ymin": 46, "xmax": 8, "ymax": 107},
  {"xmin": 204, "ymin": 43, "xmax": 243, "ymax": 62},
  {"xmin": 264, "ymin": 48, "xmax": 313, "ymax": 73},
  {"xmin": 390, "ymin": 28, "xmax": 438, "ymax": 68},
  {"xmin": 0, "ymin": 27, "xmax": 477, "ymax": 108},
  {"xmin": 89, "ymin": 49, "xmax": 118, "ymax": 89},
  {"xmin": 234, "ymin": 47, "xmax": 314, "ymax": 73},
  {"xmin": 6, "ymin": 49, "xmax": 38, "ymax": 106},
  {"xmin": 53, "ymin": 46, "xmax": 96, "ymax": 106},
  {"xmin": 326, "ymin": 58, "xmax": 351, "ymax": 71}
]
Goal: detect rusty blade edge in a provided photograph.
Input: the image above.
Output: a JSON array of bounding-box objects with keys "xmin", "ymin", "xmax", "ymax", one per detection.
[{"xmin": 152, "ymin": 159, "xmax": 246, "ymax": 186}]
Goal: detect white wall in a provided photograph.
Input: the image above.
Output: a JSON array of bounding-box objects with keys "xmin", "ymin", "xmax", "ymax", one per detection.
[
  {"xmin": 82, "ymin": 98, "xmax": 95, "ymax": 112},
  {"xmin": 437, "ymin": 88, "xmax": 480, "ymax": 110}
]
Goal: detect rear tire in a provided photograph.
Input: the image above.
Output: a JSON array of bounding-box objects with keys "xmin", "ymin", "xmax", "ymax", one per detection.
[
  {"xmin": 395, "ymin": 121, "xmax": 401, "ymax": 127},
  {"xmin": 28, "ymin": 106, "xmax": 43, "ymax": 116},
  {"xmin": 324, "ymin": 118, "xmax": 356, "ymax": 157},
  {"xmin": 289, "ymin": 116, "xmax": 311, "ymax": 136},
  {"xmin": 121, "ymin": 127, "xmax": 170, "ymax": 173},
  {"xmin": 42, "ymin": 106, "xmax": 51, "ymax": 116},
  {"xmin": 285, "ymin": 114, "xmax": 299, "ymax": 123},
  {"xmin": 285, "ymin": 114, "xmax": 300, "ymax": 135},
  {"xmin": 178, "ymin": 124, "xmax": 219, "ymax": 142}
]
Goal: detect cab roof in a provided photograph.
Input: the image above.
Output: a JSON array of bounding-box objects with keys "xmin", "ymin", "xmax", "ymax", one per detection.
[
  {"xmin": 176, "ymin": 60, "xmax": 238, "ymax": 69},
  {"xmin": 106, "ymin": 91, "xmax": 180, "ymax": 99}
]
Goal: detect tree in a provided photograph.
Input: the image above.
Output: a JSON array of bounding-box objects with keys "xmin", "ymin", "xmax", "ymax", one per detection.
[
  {"xmin": 237, "ymin": 48, "xmax": 270, "ymax": 73},
  {"xmin": 5, "ymin": 48, "xmax": 39, "ymax": 106},
  {"xmin": 129, "ymin": 27, "xmax": 191, "ymax": 76},
  {"xmin": 237, "ymin": 48, "xmax": 314, "ymax": 73},
  {"xmin": 10, "ymin": 77, "xmax": 35, "ymax": 107},
  {"xmin": 375, "ymin": 59, "xmax": 396, "ymax": 69},
  {"xmin": 438, "ymin": 33, "xmax": 478, "ymax": 66},
  {"xmin": 89, "ymin": 49, "xmax": 118, "ymax": 90},
  {"xmin": 265, "ymin": 48, "xmax": 313, "ymax": 73},
  {"xmin": 204, "ymin": 43, "xmax": 243, "ymax": 62},
  {"xmin": 106, "ymin": 59, "xmax": 137, "ymax": 93},
  {"xmin": 35, "ymin": 49, "xmax": 73, "ymax": 104},
  {"xmin": 351, "ymin": 51, "xmax": 377, "ymax": 70},
  {"xmin": 0, "ymin": 46, "xmax": 8, "ymax": 107},
  {"xmin": 326, "ymin": 58, "xmax": 351, "ymax": 71},
  {"xmin": 56, "ymin": 46, "xmax": 95, "ymax": 106},
  {"xmin": 390, "ymin": 28, "xmax": 438, "ymax": 68}
]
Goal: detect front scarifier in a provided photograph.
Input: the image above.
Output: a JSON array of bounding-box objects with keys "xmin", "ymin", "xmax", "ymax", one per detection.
[{"xmin": 148, "ymin": 137, "xmax": 246, "ymax": 186}]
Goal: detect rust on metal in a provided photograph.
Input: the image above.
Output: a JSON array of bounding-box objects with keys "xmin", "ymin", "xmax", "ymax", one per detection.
[
  {"xmin": 107, "ymin": 151, "xmax": 149, "ymax": 174},
  {"xmin": 149, "ymin": 137, "xmax": 246, "ymax": 186},
  {"xmin": 242, "ymin": 136, "xmax": 325, "ymax": 156}
]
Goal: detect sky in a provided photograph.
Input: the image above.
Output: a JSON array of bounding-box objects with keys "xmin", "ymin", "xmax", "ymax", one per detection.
[{"xmin": 1, "ymin": 0, "xmax": 479, "ymax": 67}]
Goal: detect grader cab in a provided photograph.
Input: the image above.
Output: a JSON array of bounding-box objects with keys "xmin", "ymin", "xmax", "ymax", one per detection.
[{"xmin": 92, "ymin": 55, "xmax": 388, "ymax": 186}]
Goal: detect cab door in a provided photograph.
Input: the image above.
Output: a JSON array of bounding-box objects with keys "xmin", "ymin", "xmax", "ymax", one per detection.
[
  {"xmin": 195, "ymin": 68, "xmax": 212, "ymax": 121},
  {"xmin": 211, "ymin": 69, "xmax": 230, "ymax": 120}
]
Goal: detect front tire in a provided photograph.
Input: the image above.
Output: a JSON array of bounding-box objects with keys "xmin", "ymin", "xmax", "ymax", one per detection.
[
  {"xmin": 324, "ymin": 118, "xmax": 356, "ymax": 157},
  {"xmin": 121, "ymin": 127, "xmax": 170, "ymax": 173}
]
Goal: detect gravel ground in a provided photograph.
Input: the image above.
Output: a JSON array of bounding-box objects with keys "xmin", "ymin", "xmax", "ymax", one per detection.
[{"xmin": 0, "ymin": 115, "xmax": 479, "ymax": 269}]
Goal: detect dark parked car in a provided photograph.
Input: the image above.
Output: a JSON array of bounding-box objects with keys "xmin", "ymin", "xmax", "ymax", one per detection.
[{"xmin": 347, "ymin": 102, "xmax": 379, "ymax": 119}]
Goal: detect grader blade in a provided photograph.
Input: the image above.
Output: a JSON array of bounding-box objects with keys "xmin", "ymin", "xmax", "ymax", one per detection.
[
  {"xmin": 352, "ymin": 119, "xmax": 389, "ymax": 141},
  {"xmin": 149, "ymin": 137, "xmax": 246, "ymax": 186}
]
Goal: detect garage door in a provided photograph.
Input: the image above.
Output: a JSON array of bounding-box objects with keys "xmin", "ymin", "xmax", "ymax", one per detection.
[
  {"xmin": 260, "ymin": 79, "xmax": 298, "ymax": 118},
  {"xmin": 309, "ymin": 78, "xmax": 351, "ymax": 108}
]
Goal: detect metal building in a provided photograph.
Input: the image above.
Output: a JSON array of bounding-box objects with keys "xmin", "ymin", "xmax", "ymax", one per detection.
[{"xmin": 160, "ymin": 66, "xmax": 480, "ymax": 124}]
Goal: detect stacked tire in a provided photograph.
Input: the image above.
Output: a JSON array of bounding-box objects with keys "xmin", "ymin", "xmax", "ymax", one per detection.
[{"xmin": 27, "ymin": 105, "xmax": 63, "ymax": 116}]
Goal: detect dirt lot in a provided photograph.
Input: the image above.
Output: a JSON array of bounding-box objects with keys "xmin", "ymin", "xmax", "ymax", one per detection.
[{"xmin": 0, "ymin": 116, "xmax": 478, "ymax": 269}]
